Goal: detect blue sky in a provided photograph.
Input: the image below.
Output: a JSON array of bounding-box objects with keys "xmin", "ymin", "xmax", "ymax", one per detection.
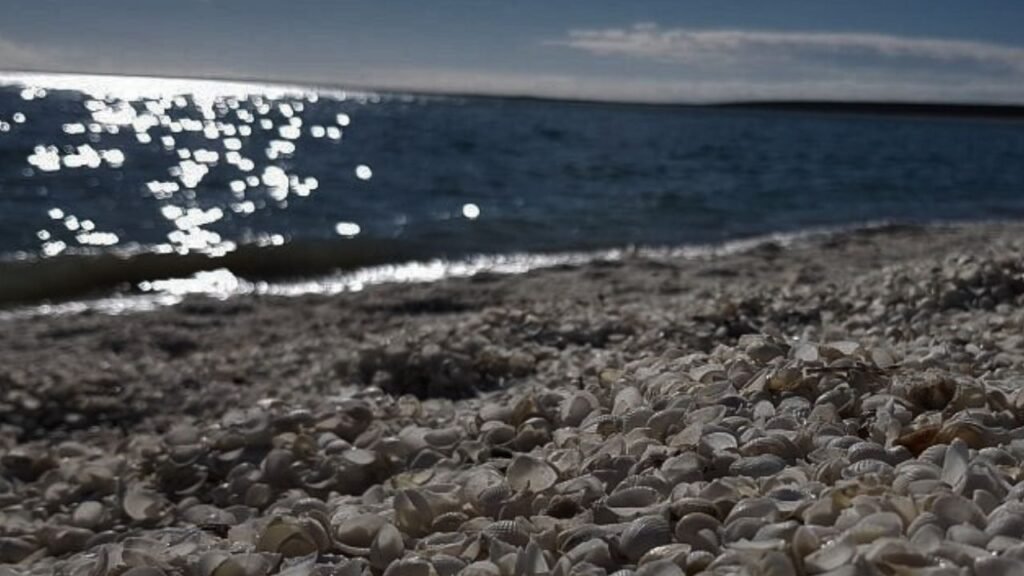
[{"xmin": 2, "ymin": 0, "xmax": 1024, "ymax": 103}]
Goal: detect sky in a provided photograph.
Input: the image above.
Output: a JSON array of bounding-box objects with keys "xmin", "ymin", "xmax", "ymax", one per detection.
[{"xmin": 2, "ymin": 0, "xmax": 1024, "ymax": 104}]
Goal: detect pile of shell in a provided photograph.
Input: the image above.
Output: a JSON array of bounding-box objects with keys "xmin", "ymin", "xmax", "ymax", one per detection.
[{"xmin": 5, "ymin": 328, "xmax": 1024, "ymax": 576}]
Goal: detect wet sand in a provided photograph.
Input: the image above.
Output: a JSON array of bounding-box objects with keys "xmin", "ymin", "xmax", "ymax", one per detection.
[{"xmin": 3, "ymin": 221, "xmax": 1024, "ymax": 573}]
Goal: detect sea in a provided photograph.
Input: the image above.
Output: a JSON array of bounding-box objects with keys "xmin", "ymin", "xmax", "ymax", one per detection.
[{"xmin": 1, "ymin": 72, "xmax": 1023, "ymax": 314}]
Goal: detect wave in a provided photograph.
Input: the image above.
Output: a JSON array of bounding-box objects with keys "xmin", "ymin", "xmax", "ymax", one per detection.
[
  {"xmin": 0, "ymin": 238, "xmax": 428, "ymax": 306},
  {"xmin": 0, "ymin": 219, "xmax": 933, "ymax": 319}
]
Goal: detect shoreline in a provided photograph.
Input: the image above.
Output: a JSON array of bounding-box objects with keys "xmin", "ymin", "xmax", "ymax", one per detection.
[
  {"xmin": 0, "ymin": 219, "xmax": 1003, "ymax": 318},
  {"xmin": 3, "ymin": 220, "xmax": 1024, "ymax": 572}
]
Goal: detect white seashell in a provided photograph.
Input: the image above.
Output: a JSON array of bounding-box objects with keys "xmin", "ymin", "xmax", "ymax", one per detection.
[
  {"xmin": 947, "ymin": 523, "xmax": 990, "ymax": 548},
  {"xmin": 685, "ymin": 405, "xmax": 726, "ymax": 427},
  {"xmin": 987, "ymin": 535, "xmax": 1023, "ymax": 553},
  {"xmin": 423, "ymin": 427, "xmax": 463, "ymax": 451},
  {"xmin": 894, "ymin": 461, "xmax": 942, "ymax": 486},
  {"xmin": 754, "ymin": 521, "xmax": 800, "ymax": 542},
  {"xmin": 476, "ymin": 483, "xmax": 512, "ymax": 518},
  {"xmin": 941, "ymin": 438, "xmax": 969, "ymax": 492},
  {"xmin": 598, "ymin": 486, "xmax": 664, "ymax": 522},
  {"xmin": 394, "ymin": 489, "xmax": 435, "ymax": 537},
  {"xmin": 199, "ymin": 552, "xmax": 277, "ymax": 576},
  {"xmin": 483, "ymin": 519, "xmax": 530, "ymax": 548},
  {"xmin": 752, "ymin": 400, "xmax": 776, "ymax": 421},
  {"xmin": 725, "ymin": 497, "xmax": 779, "ymax": 524},
  {"xmin": 334, "ymin": 514, "xmax": 386, "ymax": 551},
  {"xmin": 986, "ymin": 503, "xmax": 1024, "ymax": 537},
  {"xmin": 415, "ymin": 533, "xmax": 468, "ymax": 559},
  {"xmin": 561, "ymin": 392, "xmax": 601, "ymax": 428},
  {"xmin": 460, "ymin": 561, "xmax": 502, "ymax": 576},
  {"xmin": 722, "ymin": 517, "xmax": 766, "ymax": 544},
  {"xmin": 847, "ymin": 442, "xmax": 886, "ymax": 464},
  {"xmin": 974, "ymin": 489, "xmax": 1001, "ymax": 515},
  {"xmin": 847, "ymin": 512, "xmax": 903, "ymax": 544},
  {"xmin": 739, "ymin": 435, "xmax": 799, "ymax": 461},
  {"xmin": 370, "ymin": 523, "xmax": 405, "ymax": 570},
  {"xmin": 909, "ymin": 524, "xmax": 944, "ymax": 555},
  {"xmin": 919, "ymin": 444, "xmax": 948, "ymax": 466},
  {"xmin": 638, "ymin": 543, "xmax": 691, "ymax": 567},
  {"xmin": 507, "ymin": 455, "xmax": 559, "ymax": 493},
  {"xmin": 71, "ymin": 500, "xmax": 107, "ymax": 530},
  {"xmin": 430, "ymin": 555, "xmax": 467, "ymax": 576},
  {"xmin": 931, "ymin": 494, "xmax": 986, "ymax": 529},
  {"xmin": 885, "ymin": 446, "xmax": 912, "ymax": 465},
  {"xmin": 647, "ymin": 408, "xmax": 688, "ymax": 439},
  {"xmin": 609, "ymin": 485, "xmax": 662, "ymax": 506},
  {"xmin": 862, "ymin": 538, "xmax": 928, "ymax": 567},
  {"xmin": 974, "ymin": 557, "xmax": 1024, "ymax": 576},
  {"xmin": 729, "ymin": 454, "xmax": 786, "ymax": 478},
  {"xmin": 699, "ymin": 432, "xmax": 738, "ymax": 456},
  {"xmin": 123, "ymin": 485, "xmax": 167, "ymax": 523},
  {"xmin": 906, "ymin": 512, "xmax": 940, "ymax": 537},
  {"xmin": 612, "ymin": 387, "xmax": 644, "ymax": 416},
  {"xmin": 122, "ymin": 568, "xmax": 170, "ymax": 576},
  {"xmin": 565, "ymin": 538, "xmax": 613, "ymax": 568},
  {"xmin": 906, "ymin": 478, "xmax": 945, "ymax": 495},
  {"xmin": 670, "ymin": 497, "xmax": 718, "ymax": 519},
  {"xmin": 482, "ymin": 423, "xmax": 516, "ymax": 446},
  {"xmin": 804, "ymin": 537, "xmax": 855, "ymax": 573},
  {"xmin": 620, "ymin": 516, "xmax": 673, "ymax": 563},
  {"xmin": 621, "ymin": 408, "xmax": 655, "ymax": 432},
  {"xmin": 791, "ymin": 525, "xmax": 819, "ymax": 560},
  {"xmin": 513, "ymin": 540, "xmax": 549, "ymax": 576},
  {"xmin": 257, "ymin": 518, "xmax": 324, "ymax": 558},
  {"xmin": 634, "ymin": 559, "xmax": 684, "ymax": 576},
  {"xmin": 932, "ymin": 540, "xmax": 992, "ymax": 567},
  {"xmin": 674, "ymin": 512, "xmax": 721, "ymax": 546},
  {"xmin": 381, "ymin": 557, "xmax": 436, "ymax": 576},
  {"xmin": 841, "ymin": 459, "xmax": 894, "ymax": 479},
  {"xmin": 661, "ymin": 453, "xmax": 703, "ymax": 485}
]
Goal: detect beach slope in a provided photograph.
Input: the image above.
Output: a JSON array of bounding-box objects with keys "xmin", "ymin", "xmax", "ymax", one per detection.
[{"xmin": 3, "ymin": 222, "xmax": 1024, "ymax": 573}]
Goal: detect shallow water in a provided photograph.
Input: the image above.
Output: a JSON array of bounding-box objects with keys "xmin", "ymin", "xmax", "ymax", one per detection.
[{"xmin": 1, "ymin": 72, "xmax": 1023, "ymax": 306}]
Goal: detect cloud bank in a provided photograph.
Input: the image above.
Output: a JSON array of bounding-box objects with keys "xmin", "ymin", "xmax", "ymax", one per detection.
[
  {"xmin": 542, "ymin": 24, "xmax": 1024, "ymax": 103},
  {"xmin": 557, "ymin": 24, "xmax": 1024, "ymax": 73}
]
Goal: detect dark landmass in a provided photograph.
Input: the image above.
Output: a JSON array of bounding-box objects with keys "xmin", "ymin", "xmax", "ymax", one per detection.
[{"xmin": 716, "ymin": 100, "xmax": 1024, "ymax": 119}]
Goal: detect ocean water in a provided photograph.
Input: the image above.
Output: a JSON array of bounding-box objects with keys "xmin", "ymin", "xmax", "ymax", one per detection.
[{"xmin": 1, "ymin": 73, "xmax": 1024, "ymax": 309}]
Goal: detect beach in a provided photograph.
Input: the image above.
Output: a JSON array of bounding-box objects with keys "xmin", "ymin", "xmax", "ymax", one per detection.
[{"xmin": 3, "ymin": 221, "xmax": 1024, "ymax": 573}]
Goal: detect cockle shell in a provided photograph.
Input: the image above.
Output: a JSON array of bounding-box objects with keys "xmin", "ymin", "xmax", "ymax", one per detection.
[
  {"xmin": 370, "ymin": 523, "xmax": 405, "ymax": 570},
  {"xmin": 620, "ymin": 516, "xmax": 672, "ymax": 563},
  {"xmin": 507, "ymin": 455, "xmax": 558, "ymax": 493}
]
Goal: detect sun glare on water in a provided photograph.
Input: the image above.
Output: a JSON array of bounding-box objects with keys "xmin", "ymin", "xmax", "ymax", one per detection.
[{"xmin": 0, "ymin": 72, "xmax": 386, "ymax": 260}]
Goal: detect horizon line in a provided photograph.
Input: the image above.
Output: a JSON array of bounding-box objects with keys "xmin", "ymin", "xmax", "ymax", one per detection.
[{"xmin": 3, "ymin": 68, "xmax": 1024, "ymax": 118}]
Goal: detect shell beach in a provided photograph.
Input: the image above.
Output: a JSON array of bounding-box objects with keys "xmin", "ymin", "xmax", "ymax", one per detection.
[{"xmin": 4, "ymin": 222, "xmax": 1024, "ymax": 576}]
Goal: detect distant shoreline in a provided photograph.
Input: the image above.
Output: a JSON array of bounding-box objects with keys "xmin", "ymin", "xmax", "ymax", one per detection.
[
  {"xmin": 714, "ymin": 100, "xmax": 1024, "ymax": 119},
  {"xmin": 3, "ymin": 68, "xmax": 1024, "ymax": 119}
]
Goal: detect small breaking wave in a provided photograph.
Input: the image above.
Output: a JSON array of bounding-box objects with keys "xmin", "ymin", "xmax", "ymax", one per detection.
[{"xmin": 0, "ymin": 220, "xmax": 927, "ymax": 320}]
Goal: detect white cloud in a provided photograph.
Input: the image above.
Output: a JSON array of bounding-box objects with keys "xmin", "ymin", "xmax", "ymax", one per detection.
[
  {"xmin": 0, "ymin": 36, "xmax": 53, "ymax": 70},
  {"xmin": 555, "ymin": 24, "xmax": 1024, "ymax": 76}
]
